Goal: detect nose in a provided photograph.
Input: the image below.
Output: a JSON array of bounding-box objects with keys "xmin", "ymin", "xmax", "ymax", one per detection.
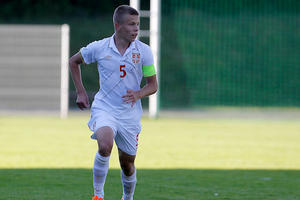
[{"xmin": 134, "ymin": 24, "xmax": 139, "ymax": 32}]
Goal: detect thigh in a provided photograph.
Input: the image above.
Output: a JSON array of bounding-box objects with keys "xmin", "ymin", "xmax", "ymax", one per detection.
[
  {"xmin": 88, "ymin": 109, "xmax": 117, "ymax": 155},
  {"xmin": 118, "ymin": 148, "xmax": 136, "ymax": 165},
  {"xmin": 95, "ymin": 126, "xmax": 114, "ymax": 146},
  {"xmin": 88, "ymin": 109, "xmax": 117, "ymax": 140},
  {"xmin": 118, "ymin": 148, "xmax": 136, "ymax": 176},
  {"xmin": 95, "ymin": 126, "xmax": 115, "ymax": 156}
]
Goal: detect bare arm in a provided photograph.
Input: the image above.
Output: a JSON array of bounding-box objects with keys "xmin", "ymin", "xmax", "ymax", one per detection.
[
  {"xmin": 122, "ymin": 75, "xmax": 158, "ymax": 106},
  {"xmin": 69, "ymin": 52, "xmax": 90, "ymax": 110}
]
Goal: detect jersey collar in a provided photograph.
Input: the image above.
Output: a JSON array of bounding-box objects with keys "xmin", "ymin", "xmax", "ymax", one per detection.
[{"xmin": 109, "ymin": 34, "xmax": 136, "ymax": 56}]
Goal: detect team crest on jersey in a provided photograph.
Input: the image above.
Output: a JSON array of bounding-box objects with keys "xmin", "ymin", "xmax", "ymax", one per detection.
[{"xmin": 132, "ymin": 52, "xmax": 140, "ymax": 63}]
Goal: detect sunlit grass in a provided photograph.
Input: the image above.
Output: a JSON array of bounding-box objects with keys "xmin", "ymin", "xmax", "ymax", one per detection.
[{"xmin": 1, "ymin": 115, "xmax": 299, "ymax": 169}]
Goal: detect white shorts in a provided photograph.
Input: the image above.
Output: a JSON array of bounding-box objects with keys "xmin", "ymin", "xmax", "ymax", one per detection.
[{"xmin": 88, "ymin": 109, "xmax": 141, "ymax": 155}]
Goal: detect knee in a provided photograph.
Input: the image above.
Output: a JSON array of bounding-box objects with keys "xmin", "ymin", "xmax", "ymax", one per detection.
[
  {"xmin": 99, "ymin": 143, "xmax": 112, "ymax": 157},
  {"xmin": 121, "ymin": 162, "xmax": 135, "ymax": 176}
]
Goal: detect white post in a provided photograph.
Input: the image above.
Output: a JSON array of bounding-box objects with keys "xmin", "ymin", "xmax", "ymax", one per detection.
[
  {"xmin": 130, "ymin": 0, "xmax": 140, "ymax": 40},
  {"xmin": 60, "ymin": 24, "xmax": 69, "ymax": 119},
  {"xmin": 149, "ymin": 0, "xmax": 160, "ymax": 118},
  {"xmin": 130, "ymin": 0, "xmax": 140, "ymax": 10}
]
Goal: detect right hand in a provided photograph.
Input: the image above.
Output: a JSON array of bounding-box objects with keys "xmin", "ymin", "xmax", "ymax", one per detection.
[{"xmin": 76, "ymin": 92, "xmax": 90, "ymax": 110}]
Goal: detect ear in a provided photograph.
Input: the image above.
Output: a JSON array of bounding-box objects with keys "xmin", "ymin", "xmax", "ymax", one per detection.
[{"xmin": 114, "ymin": 23, "xmax": 120, "ymax": 31}]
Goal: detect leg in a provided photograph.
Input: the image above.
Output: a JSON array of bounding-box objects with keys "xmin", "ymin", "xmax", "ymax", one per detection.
[
  {"xmin": 93, "ymin": 126, "xmax": 114, "ymax": 198},
  {"xmin": 96, "ymin": 126, "xmax": 114, "ymax": 156},
  {"xmin": 119, "ymin": 149, "xmax": 136, "ymax": 200}
]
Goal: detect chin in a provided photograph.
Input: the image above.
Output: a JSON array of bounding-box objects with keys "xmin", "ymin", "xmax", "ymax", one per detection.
[{"xmin": 131, "ymin": 36, "xmax": 137, "ymax": 41}]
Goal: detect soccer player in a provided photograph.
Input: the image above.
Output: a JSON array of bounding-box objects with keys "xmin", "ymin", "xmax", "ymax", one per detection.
[{"xmin": 69, "ymin": 5, "xmax": 158, "ymax": 200}]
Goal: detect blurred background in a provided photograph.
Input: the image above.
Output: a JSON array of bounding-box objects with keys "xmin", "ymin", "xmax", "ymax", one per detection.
[{"xmin": 1, "ymin": 0, "xmax": 299, "ymax": 114}]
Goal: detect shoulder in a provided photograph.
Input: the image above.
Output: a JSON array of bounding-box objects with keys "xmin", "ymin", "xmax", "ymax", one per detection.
[
  {"xmin": 134, "ymin": 40, "xmax": 154, "ymax": 65},
  {"xmin": 135, "ymin": 40, "xmax": 152, "ymax": 54},
  {"xmin": 86, "ymin": 37, "xmax": 110, "ymax": 49},
  {"xmin": 80, "ymin": 37, "xmax": 111, "ymax": 64}
]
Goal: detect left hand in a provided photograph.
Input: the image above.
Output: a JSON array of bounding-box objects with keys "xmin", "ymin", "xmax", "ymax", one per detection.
[{"xmin": 122, "ymin": 89, "xmax": 140, "ymax": 107}]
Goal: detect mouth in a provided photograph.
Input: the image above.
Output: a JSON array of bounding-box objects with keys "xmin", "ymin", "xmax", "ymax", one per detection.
[{"xmin": 131, "ymin": 34, "xmax": 138, "ymax": 39}]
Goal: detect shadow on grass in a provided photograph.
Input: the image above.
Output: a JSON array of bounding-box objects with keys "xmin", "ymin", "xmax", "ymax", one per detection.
[{"xmin": 0, "ymin": 169, "xmax": 300, "ymax": 200}]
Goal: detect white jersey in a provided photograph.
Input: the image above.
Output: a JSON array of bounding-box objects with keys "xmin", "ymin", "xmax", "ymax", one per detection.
[{"xmin": 80, "ymin": 34, "xmax": 154, "ymax": 123}]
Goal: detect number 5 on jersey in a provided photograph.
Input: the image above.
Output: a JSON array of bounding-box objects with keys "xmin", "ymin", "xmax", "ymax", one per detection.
[{"xmin": 120, "ymin": 65, "xmax": 126, "ymax": 78}]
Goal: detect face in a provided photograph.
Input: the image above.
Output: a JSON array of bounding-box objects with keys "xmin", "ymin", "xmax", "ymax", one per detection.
[{"xmin": 115, "ymin": 14, "xmax": 139, "ymax": 42}]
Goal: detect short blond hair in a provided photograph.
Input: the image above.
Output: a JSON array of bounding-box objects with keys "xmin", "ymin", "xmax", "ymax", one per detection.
[{"xmin": 113, "ymin": 5, "xmax": 139, "ymax": 24}]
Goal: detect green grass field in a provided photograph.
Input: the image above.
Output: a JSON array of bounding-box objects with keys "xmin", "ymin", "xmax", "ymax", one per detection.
[{"xmin": 0, "ymin": 114, "xmax": 300, "ymax": 200}]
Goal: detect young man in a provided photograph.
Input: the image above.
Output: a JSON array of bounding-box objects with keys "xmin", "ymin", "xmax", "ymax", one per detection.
[{"xmin": 69, "ymin": 5, "xmax": 158, "ymax": 200}]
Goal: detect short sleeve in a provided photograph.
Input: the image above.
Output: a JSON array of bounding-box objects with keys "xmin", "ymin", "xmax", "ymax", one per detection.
[
  {"xmin": 80, "ymin": 41, "xmax": 98, "ymax": 64},
  {"xmin": 142, "ymin": 45, "xmax": 154, "ymax": 67},
  {"xmin": 142, "ymin": 45, "xmax": 156, "ymax": 77}
]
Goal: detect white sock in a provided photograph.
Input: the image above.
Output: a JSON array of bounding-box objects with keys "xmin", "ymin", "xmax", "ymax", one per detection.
[
  {"xmin": 93, "ymin": 152, "xmax": 110, "ymax": 198},
  {"xmin": 121, "ymin": 168, "xmax": 137, "ymax": 200}
]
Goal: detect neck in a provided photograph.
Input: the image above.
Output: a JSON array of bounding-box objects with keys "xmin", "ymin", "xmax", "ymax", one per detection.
[{"xmin": 114, "ymin": 33, "xmax": 131, "ymax": 53}]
